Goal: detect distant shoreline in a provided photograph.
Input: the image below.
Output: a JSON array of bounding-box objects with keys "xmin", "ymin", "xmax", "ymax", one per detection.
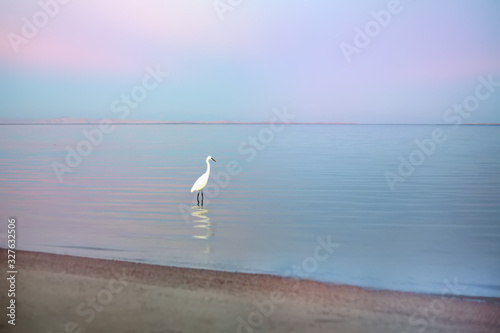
[{"xmin": 1, "ymin": 122, "xmax": 499, "ymax": 126}]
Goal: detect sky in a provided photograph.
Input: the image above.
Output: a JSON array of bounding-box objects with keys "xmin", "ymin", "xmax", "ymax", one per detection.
[{"xmin": 0, "ymin": 0, "xmax": 499, "ymax": 123}]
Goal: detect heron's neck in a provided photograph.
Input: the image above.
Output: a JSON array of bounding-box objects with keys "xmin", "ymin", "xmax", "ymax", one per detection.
[{"xmin": 205, "ymin": 159, "xmax": 211, "ymax": 174}]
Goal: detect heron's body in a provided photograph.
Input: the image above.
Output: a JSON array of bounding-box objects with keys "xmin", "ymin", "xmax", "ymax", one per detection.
[
  {"xmin": 190, "ymin": 171, "xmax": 210, "ymax": 193},
  {"xmin": 191, "ymin": 156, "xmax": 216, "ymax": 205}
]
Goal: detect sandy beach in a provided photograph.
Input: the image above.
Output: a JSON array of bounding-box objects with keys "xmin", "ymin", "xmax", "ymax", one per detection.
[{"xmin": 1, "ymin": 249, "xmax": 499, "ymax": 333}]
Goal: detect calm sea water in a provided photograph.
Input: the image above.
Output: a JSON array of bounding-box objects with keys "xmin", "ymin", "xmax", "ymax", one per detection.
[{"xmin": 0, "ymin": 124, "xmax": 499, "ymax": 298}]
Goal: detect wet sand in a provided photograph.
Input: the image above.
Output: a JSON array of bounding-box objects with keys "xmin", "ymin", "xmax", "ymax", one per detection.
[{"xmin": 1, "ymin": 249, "xmax": 499, "ymax": 333}]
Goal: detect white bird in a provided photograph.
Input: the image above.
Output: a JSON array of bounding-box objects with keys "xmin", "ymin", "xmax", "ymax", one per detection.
[{"xmin": 190, "ymin": 156, "xmax": 216, "ymax": 205}]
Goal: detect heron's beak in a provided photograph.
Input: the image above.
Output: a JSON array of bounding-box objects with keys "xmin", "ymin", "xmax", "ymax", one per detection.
[{"xmin": 211, "ymin": 158, "xmax": 216, "ymax": 162}]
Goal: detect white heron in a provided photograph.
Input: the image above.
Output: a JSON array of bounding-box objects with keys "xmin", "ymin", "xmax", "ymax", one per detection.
[{"xmin": 190, "ymin": 156, "xmax": 216, "ymax": 205}]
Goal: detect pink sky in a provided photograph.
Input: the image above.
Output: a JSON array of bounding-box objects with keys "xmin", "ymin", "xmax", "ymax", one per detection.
[{"xmin": 0, "ymin": 0, "xmax": 499, "ymax": 123}]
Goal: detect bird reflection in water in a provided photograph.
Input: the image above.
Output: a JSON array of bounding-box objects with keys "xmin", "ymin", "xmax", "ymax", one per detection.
[{"xmin": 190, "ymin": 206, "xmax": 215, "ymax": 253}]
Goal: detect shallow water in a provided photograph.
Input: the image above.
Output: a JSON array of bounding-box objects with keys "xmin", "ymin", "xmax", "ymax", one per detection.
[{"xmin": 0, "ymin": 124, "xmax": 499, "ymax": 297}]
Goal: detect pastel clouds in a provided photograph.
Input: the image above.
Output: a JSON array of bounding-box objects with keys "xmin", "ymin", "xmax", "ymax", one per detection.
[
  {"xmin": 0, "ymin": 0, "xmax": 259, "ymax": 74},
  {"xmin": 0, "ymin": 0, "xmax": 499, "ymax": 123}
]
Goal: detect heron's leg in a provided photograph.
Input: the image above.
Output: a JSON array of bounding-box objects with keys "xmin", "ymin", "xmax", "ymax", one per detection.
[
  {"xmin": 201, "ymin": 190, "xmax": 204, "ymax": 204},
  {"xmin": 197, "ymin": 192, "xmax": 200, "ymax": 205}
]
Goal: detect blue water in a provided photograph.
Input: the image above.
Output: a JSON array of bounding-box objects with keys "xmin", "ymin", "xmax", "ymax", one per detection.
[{"xmin": 0, "ymin": 124, "xmax": 499, "ymax": 298}]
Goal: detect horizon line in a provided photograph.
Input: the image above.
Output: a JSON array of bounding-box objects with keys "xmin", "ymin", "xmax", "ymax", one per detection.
[
  {"xmin": 1, "ymin": 122, "xmax": 499, "ymax": 126},
  {"xmin": 1, "ymin": 117, "xmax": 500, "ymax": 126}
]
